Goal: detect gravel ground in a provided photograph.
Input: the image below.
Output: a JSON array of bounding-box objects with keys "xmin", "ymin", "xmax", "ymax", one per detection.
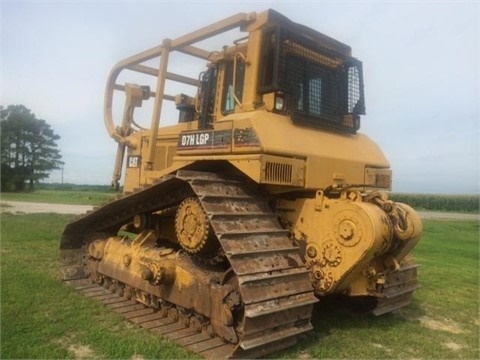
[{"xmin": 1, "ymin": 201, "xmax": 478, "ymax": 221}]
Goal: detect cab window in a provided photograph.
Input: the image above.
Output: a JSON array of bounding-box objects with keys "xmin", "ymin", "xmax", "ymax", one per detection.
[{"xmin": 222, "ymin": 59, "xmax": 245, "ymax": 114}]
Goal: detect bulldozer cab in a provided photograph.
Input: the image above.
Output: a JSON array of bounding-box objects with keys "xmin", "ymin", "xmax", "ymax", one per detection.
[
  {"xmin": 196, "ymin": 42, "xmax": 249, "ymax": 129},
  {"xmin": 258, "ymin": 25, "xmax": 365, "ymax": 131},
  {"xmin": 190, "ymin": 11, "xmax": 366, "ymax": 132},
  {"xmin": 105, "ymin": 9, "xmax": 368, "ymax": 190}
]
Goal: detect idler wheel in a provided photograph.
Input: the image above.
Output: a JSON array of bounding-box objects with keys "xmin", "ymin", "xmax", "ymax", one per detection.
[{"xmin": 175, "ymin": 197, "xmax": 217, "ymax": 254}]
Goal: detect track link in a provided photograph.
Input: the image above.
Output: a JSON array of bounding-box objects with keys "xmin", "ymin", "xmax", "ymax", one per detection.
[
  {"xmin": 373, "ymin": 259, "xmax": 419, "ymax": 315},
  {"xmin": 178, "ymin": 171, "xmax": 318, "ymax": 357},
  {"xmin": 65, "ymin": 278, "xmax": 236, "ymax": 358},
  {"xmin": 61, "ymin": 170, "xmax": 317, "ymax": 359}
]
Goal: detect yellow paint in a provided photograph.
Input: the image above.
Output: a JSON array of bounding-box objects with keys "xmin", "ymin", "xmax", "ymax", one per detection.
[
  {"xmin": 172, "ymin": 266, "xmax": 194, "ymax": 290},
  {"xmin": 278, "ymin": 190, "xmax": 422, "ymax": 297}
]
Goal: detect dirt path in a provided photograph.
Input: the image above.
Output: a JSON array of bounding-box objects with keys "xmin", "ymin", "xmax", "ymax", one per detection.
[
  {"xmin": 418, "ymin": 211, "xmax": 479, "ymax": 221},
  {"xmin": 1, "ymin": 201, "xmax": 93, "ymax": 215},
  {"xmin": 1, "ymin": 201, "xmax": 478, "ymax": 221}
]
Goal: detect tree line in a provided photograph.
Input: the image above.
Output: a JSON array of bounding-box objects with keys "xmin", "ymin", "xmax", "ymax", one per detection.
[{"xmin": 1, "ymin": 105, "xmax": 63, "ymax": 192}]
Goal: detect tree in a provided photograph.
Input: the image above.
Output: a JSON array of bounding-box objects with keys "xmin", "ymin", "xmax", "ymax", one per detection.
[{"xmin": 1, "ymin": 105, "xmax": 63, "ymax": 191}]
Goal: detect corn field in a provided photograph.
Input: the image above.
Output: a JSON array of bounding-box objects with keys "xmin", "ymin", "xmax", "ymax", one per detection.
[{"xmin": 390, "ymin": 193, "xmax": 479, "ymax": 213}]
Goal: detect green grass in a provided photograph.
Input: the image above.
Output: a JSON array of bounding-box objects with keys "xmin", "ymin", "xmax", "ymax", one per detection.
[
  {"xmin": 0, "ymin": 189, "xmax": 116, "ymax": 206},
  {"xmin": 1, "ymin": 214, "xmax": 479, "ymax": 359},
  {"xmin": 0, "ymin": 213, "xmax": 194, "ymax": 359}
]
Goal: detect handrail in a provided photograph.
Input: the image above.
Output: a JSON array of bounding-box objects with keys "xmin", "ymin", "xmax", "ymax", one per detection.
[
  {"xmin": 103, "ymin": 12, "xmax": 256, "ymax": 147},
  {"xmin": 102, "ymin": 9, "xmax": 356, "ymax": 188}
]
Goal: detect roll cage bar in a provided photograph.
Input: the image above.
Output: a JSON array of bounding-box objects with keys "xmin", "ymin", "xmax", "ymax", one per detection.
[{"xmin": 105, "ymin": 10, "xmax": 354, "ymax": 188}]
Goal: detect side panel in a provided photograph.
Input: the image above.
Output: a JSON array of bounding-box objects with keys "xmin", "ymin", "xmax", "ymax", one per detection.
[
  {"xmin": 225, "ymin": 111, "xmax": 390, "ymax": 190},
  {"xmin": 122, "ymin": 111, "xmax": 390, "ymax": 193},
  {"xmin": 304, "ymin": 156, "xmax": 366, "ymax": 189}
]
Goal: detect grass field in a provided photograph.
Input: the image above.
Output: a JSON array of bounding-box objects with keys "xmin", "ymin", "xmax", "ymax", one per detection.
[
  {"xmin": 1, "ymin": 185, "xmax": 479, "ymax": 213},
  {"xmin": 1, "ymin": 214, "xmax": 479, "ymax": 359},
  {"xmin": 0, "ymin": 189, "xmax": 116, "ymax": 206}
]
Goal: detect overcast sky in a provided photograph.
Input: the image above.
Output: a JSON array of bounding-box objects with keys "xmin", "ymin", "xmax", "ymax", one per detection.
[{"xmin": 2, "ymin": 1, "xmax": 479, "ymax": 194}]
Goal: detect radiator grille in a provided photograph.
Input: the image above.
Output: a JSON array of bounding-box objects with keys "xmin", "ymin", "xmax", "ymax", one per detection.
[
  {"xmin": 265, "ymin": 162, "xmax": 293, "ymax": 185},
  {"xmin": 375, "ymin": 174, "xmax": 391, "ymax": 188}
]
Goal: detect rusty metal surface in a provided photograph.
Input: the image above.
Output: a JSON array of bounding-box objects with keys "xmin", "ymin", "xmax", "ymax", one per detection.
[
  {"xmin": 60, "ymin": 170, "xmax": 419, "ymax": 359},
  {"xmin": 65, "ymin": 278, "xmax": 236, "ymax": 358},
  {"xmin": 61, "ymin": 170, "xmax": 317, "ymax": 359},
  {"xmin": 179, "ymin": 171, "xmax": 318, "ymax": 355}
]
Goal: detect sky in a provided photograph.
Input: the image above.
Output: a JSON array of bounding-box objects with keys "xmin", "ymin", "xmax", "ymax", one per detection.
[{"xmin": 1, "ymin": 0, "xmax": 479, "ymax": 194}]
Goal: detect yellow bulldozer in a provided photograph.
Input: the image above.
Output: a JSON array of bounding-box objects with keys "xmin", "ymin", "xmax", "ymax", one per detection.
[{"xmin": 60, "ymin": 9, "xmax": 422, "ymax": 358}]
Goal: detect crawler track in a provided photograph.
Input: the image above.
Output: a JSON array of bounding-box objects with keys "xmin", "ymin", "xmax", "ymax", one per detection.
[
  {"xmin": 178, "ymin": 171, "xmax": 318, "ymax": 356},
  {"xmin": 65, "ymin": 278, "xmax": 237, "ymax": 358},
  {"xmin": 61, "ymin": 170, "xmax": 317, "ymax": 359},
  {"xmin": 373, "ymin": 258, "xmax": 419, "ymax": 315},
  {"xmin": 60, "ymin": 170, "xmax": 418, "ymax": 357}
]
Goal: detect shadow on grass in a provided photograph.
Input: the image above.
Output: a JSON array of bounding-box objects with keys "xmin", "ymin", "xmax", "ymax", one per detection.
[{"xmin": 270, "ymin": 295, "xmax": 426, "ymax": 359}]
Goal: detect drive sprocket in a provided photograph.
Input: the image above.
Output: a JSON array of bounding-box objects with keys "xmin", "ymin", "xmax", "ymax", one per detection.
[{"xmin": 175, "ymin": 197, "xmax": 215, "ymax": 254}]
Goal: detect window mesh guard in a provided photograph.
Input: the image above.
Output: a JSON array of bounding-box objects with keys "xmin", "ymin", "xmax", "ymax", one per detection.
[
  {"xmin": 278, "ymin": 30, "xmax": 365, "ymax": 132},
  {"xmin": 347, "ymin": 65, "xmax": 363, "ymax": 114}
]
